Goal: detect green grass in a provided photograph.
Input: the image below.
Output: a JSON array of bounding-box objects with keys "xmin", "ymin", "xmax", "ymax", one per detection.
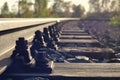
[{"xmin": 110, "ymin": 15, "xmax": 120, "ymax": 26}]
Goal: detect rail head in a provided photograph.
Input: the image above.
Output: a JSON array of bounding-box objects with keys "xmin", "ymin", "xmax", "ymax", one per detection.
[
  {"xmin": 0, "ymin": 18, "xmax": 80, "ymax": 36},
  {"xmin": 0, "ymin": 21, "xmax": 57, "ymax": 36}
]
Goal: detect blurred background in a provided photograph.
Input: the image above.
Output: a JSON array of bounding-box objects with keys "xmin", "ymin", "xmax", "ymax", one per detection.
[{"xmin": 0, "ymin": 0, "xmax": 119, "ymax": 26}]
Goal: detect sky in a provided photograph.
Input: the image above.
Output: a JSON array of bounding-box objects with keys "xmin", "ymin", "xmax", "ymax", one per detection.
[{"xmin": 0, "ymin": 0, "xmax": 90, "ymax": 13}]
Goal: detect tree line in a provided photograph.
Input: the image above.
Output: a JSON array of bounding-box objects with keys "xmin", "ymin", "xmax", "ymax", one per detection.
[
  {"xmin": 85, "ymin": 0, "xmax": 120, "ymax": 26},
  {"xmin": 0, "ymin": 0, "xmax": 85, "ymax": 18}
]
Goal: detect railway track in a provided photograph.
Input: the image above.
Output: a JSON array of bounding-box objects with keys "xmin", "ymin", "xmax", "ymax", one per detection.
[{"xmin": 0, "ymin": 20, "xmax": 120, "ymax": 80}]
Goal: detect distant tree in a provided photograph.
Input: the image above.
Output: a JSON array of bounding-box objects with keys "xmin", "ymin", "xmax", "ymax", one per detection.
[
  {"xmin": 51, "ymin": 0, "xmax": 72, "ymax": 17},
  {"xmin": 40, "ymin": 0, "xmax": 48, "ymax": 17},
  {"xmin": 47, "ymin": 8, "xmax": 51, "ymax": 17},
  {"xmin": 86, "ymin": 0, "xmax": 119, "ymax": 19},
  {"xmin": 18, "ymin": 0, "xmax": 34, "ymax": 17},
  {"xmin": 62, "ymin": 1, "xmax": 72, "ymax": 17},
  {"xmin": 1, "ymin": 2, "xmax": 9, "ymax": 17},
  {"xmin": 88, "ymin": 0, "xmax": 100, "ymax": 13},
  {"xmin": 51, "ymin": 0, "xmax": 64, "ymax": 17},
  {"xmin": 101, "ymin": 0, "xmax": 111, "ymax": 11},
  {"xmin": 88, "ymin": 0, "xmax": 111, "ymax": 13},
  {"xmin": 72, "ymin": 4, "xmax": 85, "ymax": 18},
  {"xmin": 34, "ymin": 0, "xmax": 48, "ymax": 17}
]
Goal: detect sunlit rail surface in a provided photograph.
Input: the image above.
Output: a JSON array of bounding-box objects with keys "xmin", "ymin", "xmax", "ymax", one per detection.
[{"xmin": 0, "ymin": 18, "xmax": 120, "ymax": 80}]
